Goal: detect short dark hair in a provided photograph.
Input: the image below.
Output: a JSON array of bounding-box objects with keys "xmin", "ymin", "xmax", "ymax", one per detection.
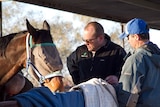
[
  {"xmin": 138, "ymin": 33, "xmax": 150, "ymax": 40},
  {"xmin": 85, "ymin": 22, "xmax": 104, "ymax": 36}
]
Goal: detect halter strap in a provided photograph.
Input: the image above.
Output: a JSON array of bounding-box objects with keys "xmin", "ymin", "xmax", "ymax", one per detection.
[
  {"xmin": 26, "ymin": 33, "xmax": 44, "ymax": 84},
  {"xmin": 29, "ymin": 35, "xmax": 55, "ymax": 48},
  {"xmin": 26, "ymin": 33, "xmax": 63, "ymax": 85},
  {"xmin": 31, "ymin": 43, "xmax": 55, "ymax": 48}
]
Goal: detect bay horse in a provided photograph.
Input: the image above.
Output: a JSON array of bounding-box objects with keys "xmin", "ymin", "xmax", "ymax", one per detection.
[{"xmin": 0, "ymin": 19, "xmax": 64, "ymax": 101}]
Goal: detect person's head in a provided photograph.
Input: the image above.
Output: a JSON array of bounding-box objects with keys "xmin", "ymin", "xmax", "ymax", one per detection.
[
  {"xmin": 119, "ymin": 18, "xmax": 150, "ymax": 49},
  {"xmin": 82, "ymin": 22, "xmax": 106, "ymax": 52}
]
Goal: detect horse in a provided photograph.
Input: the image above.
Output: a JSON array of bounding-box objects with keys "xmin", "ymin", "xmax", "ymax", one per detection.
[{"xmin": 0, "ymin": 19, "xmax": 64, "ymax": 101}]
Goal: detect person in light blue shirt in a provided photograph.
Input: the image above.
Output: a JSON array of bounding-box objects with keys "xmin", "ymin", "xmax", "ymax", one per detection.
[{"xmin": 116, "ymin": 18, "xmax": 160, "ymax": 107}]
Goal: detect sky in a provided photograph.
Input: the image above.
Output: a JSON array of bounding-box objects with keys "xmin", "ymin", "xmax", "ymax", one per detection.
[
  {"xmin": 27, "ymin": 2, "xmax": 160, "ymax": 47},
  {"xmin": 2, "ymin": 1, "xmax": 160, "ymax": 48},
  {"xmin": 2, "ymin": 1, "xmax": 160, "ymax": 76},
  {"xmin": 149, "ymin": 29, "xmax": 160, "ymax": 47}
]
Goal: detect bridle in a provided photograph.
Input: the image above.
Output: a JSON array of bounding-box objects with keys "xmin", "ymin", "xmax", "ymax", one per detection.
[{"xmin": 25, "ymin": 33, "xmax": 63, "ymax": 85}]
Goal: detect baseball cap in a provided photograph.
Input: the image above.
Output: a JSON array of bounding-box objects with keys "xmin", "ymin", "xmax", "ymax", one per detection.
[{"xmin": 119, "ymin": 18, "xmax": 149, "ymax": 39}]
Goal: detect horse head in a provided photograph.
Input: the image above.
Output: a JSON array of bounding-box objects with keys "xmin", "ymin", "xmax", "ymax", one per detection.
[
  {"xmin": 26, "ymin": 19, "xmax": 64, "ymax": 92},
  {"xmin": 0, "ymin": 20, "xmax": 64, "ymax": 101}
]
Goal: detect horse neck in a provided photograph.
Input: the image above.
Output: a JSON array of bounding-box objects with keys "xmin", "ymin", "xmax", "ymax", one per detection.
[{"xmin": 9, "ymin": 32, "xmax": 28, "ymax": 52}]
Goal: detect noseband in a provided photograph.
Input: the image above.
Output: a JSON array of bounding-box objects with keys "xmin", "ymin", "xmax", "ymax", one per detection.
[{"xmin": 25, "ymin": 33, "xmax": 63, "ymax": 85}]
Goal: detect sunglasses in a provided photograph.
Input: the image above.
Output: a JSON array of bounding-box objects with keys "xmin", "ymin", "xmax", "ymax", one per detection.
[{"xmin": 82, "ymin": 37, "xmax": 97, "ymax": 44}]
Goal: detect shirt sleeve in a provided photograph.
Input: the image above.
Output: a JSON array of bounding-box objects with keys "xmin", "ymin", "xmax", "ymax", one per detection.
[
  {"xmin": 116, "ymin": 55, "xmax": 144, "ymax": 106},
  {"xmin": 67, "ymin": 51, "xmax": 80, "ymax": 85}
]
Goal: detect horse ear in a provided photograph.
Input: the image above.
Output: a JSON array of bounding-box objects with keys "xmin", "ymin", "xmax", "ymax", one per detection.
[
  {"xmin": 43, "ymin": 20, "xmax": 50, "ymax": 31},
  {"xmin": 26, "ymin": 19, "xmax": 37, "ymax": 36}
]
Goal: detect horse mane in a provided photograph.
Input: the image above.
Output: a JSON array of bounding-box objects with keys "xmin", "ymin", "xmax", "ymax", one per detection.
[{"xmin": 0, "ymin": 31, "xmax": 28, "ymax": 57}]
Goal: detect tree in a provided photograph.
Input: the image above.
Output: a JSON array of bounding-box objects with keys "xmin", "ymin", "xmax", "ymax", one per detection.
[{"xmin": 2, "ymin": 1, "xmax": 126, "ymax": 87}]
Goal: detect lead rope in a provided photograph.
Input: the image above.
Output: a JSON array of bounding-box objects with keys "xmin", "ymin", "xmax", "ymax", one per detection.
[{"xmin": 26, "ymin": 33, "xmax": 45, "ymax": 85}]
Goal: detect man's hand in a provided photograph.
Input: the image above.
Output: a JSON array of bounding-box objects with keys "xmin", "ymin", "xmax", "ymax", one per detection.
[{"xmin": 105, "ymin": 75, "xmax": 118, "ymax": 85}]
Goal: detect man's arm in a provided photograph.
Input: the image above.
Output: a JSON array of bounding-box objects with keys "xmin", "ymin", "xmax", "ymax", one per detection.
[
  {"xmin": 114, "ymin": 47, "xmax": 126, "ymax": 79},
  {"xmin": 67, "ymin": 51, "xmax": 80, "ymax": 85},
  {"xmin": 116, "ymin": 56, "xmax": 143, "ymax": 106}
]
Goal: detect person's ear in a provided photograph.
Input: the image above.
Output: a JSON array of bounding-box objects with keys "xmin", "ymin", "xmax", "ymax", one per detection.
[
  {"xmin": 134, "ymin": 34, "xmax": 140, "ymax": 40},
  {"xmin": 98, "ymin": 35, "xmax": 104, "ymax": 41}
]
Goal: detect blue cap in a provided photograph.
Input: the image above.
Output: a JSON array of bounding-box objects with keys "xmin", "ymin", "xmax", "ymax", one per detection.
[{"xmin": 119, "ymin": 18, "xmax": 149, "ymax": 39}]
